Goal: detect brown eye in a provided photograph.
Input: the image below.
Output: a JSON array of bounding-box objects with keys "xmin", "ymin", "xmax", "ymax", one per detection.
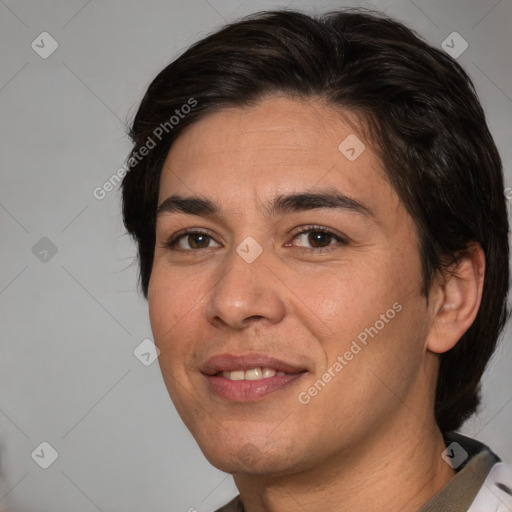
[
  {"xmin": 187, "ymin": 234, "xmax": 211, "ymax": 249},
  {"xmin": 292, "ymin": 227, "xmax": 346, "ymax": 250},
  {"xmin": 307, "ymin": 231, "xmax": 333, "ymax": 247},
  {"xmin": 164, "ymin": 230, "xmax": 221, "ymax": 251}
]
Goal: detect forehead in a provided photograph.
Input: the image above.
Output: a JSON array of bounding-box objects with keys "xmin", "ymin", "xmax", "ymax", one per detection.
[{"xmin": 158, "ymin": 96, "xmax": 400, "ymax": 219}]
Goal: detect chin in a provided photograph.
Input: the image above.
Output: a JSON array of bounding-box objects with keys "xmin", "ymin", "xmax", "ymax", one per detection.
[
  {"xmin": 205, "ymin": 450, "xmax": 294, "ymax": 476},
  {"xmin": 195, "ymin": 434, "xmax": 310, "ymax": 476}
]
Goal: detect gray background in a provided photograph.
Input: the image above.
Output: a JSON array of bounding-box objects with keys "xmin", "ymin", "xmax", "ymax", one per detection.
[{"xmin": 0, "ymin": 0, "xmax": 511, "ymax": 511}]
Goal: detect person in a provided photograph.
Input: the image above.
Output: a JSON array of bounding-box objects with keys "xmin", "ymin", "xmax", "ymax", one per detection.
[{"xmin": 120, "ymin": 8, "xmax": 512, "ymax": 511}]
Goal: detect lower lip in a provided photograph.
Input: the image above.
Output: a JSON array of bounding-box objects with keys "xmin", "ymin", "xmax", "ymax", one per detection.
[{"xmin": 204, "ymin": 373, "xmax": 306, "ymax": 402}]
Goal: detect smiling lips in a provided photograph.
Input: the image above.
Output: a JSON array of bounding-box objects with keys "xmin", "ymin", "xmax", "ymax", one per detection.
[{"xmin": 202, "ymin": 353, "xmax": 308, "ymax": 401}]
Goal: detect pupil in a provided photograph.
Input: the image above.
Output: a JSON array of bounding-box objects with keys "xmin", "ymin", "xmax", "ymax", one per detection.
[
  {"xmin": 191, "ymin": 234, "xmax": 209, "ymax": 248},
  {"xmin": 309, "ymin": 231, "xmax": 330, "ymax": 247}
]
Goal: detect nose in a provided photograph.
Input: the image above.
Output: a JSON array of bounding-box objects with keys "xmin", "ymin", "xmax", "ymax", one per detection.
[{"xmin": 204, "ymin": 242, "xmax": 287, "ymax": 330}]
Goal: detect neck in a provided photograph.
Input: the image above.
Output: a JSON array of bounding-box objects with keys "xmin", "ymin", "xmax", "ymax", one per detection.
[{"xmin": 233, "ymin": 417, "xmax": 455, "ymax": 512}]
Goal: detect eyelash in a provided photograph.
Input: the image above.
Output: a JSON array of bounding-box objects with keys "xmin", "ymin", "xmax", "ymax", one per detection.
[{"xmin": 161, "ymin": 225, "xmax": 349, "ymax": 253}]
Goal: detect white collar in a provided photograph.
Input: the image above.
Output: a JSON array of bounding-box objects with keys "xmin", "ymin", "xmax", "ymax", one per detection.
[{"xmin": 467, "ymin": 462, "xmax": 512, "ymax": 511}]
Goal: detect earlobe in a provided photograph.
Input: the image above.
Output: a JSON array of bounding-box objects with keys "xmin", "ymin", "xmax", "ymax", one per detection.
[{"xmin": 426, "ymin": 243, "xmax": 485, "ymax": 354}]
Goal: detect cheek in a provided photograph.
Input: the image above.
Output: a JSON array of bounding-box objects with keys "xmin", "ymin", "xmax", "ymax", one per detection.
[
  {"xmin": 302, "ymin": 250, "xmax": 425, "ymax": 368},
  {"xmin": 147, "ymin": 268, "xmax": 207, "ymax": 415},
  {"xmin": 291, "ymin": 258, "xmax": 402, "ymax": 340},
  {"xmin": 297, "ymin": 295, "xmax": 429, "ymax": 446},
  {"xmin": 335, "ymin": 288, "xmax": 428, "ymax": 395},
  {"xmin": 147, "ymin": 266, "xmax": 205, "ymax": 356}
]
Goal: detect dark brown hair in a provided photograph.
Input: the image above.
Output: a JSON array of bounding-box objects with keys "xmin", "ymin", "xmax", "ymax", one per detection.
[{"xmin": 121, "ymin": 8, "xmax": 510, "ymax": 433}]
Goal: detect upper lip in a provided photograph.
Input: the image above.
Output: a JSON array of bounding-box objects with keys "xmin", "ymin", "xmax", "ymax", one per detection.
[{"xmin": 201, "ymin": 353, "xmax": 308, "ymax": 376}]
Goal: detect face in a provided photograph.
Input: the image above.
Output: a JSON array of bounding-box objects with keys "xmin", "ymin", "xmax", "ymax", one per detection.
[{"xmin": 148, "ymin": 96, "xmax": 436, "ymax": 476}]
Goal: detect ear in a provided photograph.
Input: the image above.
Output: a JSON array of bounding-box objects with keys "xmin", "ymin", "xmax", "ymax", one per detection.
[{"xmin": 426, "ymin": 243, "xmax": 485, "ymax": 354}]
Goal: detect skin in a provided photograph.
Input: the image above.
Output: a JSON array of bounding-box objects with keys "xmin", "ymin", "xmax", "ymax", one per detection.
[{"xmin": 148, "ymin": 96, "xmax": 485, "ymax": 511}]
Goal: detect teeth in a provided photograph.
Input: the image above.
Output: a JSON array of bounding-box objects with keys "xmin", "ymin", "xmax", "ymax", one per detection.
[
  {"xmin": 245, "ymin": 368, "xmax": 262, "ymax": 380},
  {"xmin": 262, "ymin": 368, "xmax": 276, "ymax": 378},
  {"xmin": 222, "ymin": 367, "xmax": 279, "ymax": 381},
  {"xmin": 224, "ymin": 370, "xmax": 244, "ymax": 381}
]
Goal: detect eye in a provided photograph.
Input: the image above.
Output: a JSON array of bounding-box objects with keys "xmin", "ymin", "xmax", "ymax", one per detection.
[
  {"xmin": 161, "ymin": 226, "xmax": 349, "ymax": 253},
  {"xmin": 288, "ymin": 226, "xmax": 349, "ymax": 250},
  {"xmin": 162, "ymin": 229, "xmax": 221, "ymax": 251}
]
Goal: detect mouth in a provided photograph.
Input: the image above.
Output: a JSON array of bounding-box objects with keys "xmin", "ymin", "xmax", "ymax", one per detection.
[{"xmin": 201, "ymin": 353, "xmax": 308, "ymax": 402}]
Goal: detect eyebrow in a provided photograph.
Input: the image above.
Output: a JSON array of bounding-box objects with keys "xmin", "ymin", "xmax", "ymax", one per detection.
[{"xmin": 156, "ymin": 188, "xmax": 375, "ymax": 222}]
